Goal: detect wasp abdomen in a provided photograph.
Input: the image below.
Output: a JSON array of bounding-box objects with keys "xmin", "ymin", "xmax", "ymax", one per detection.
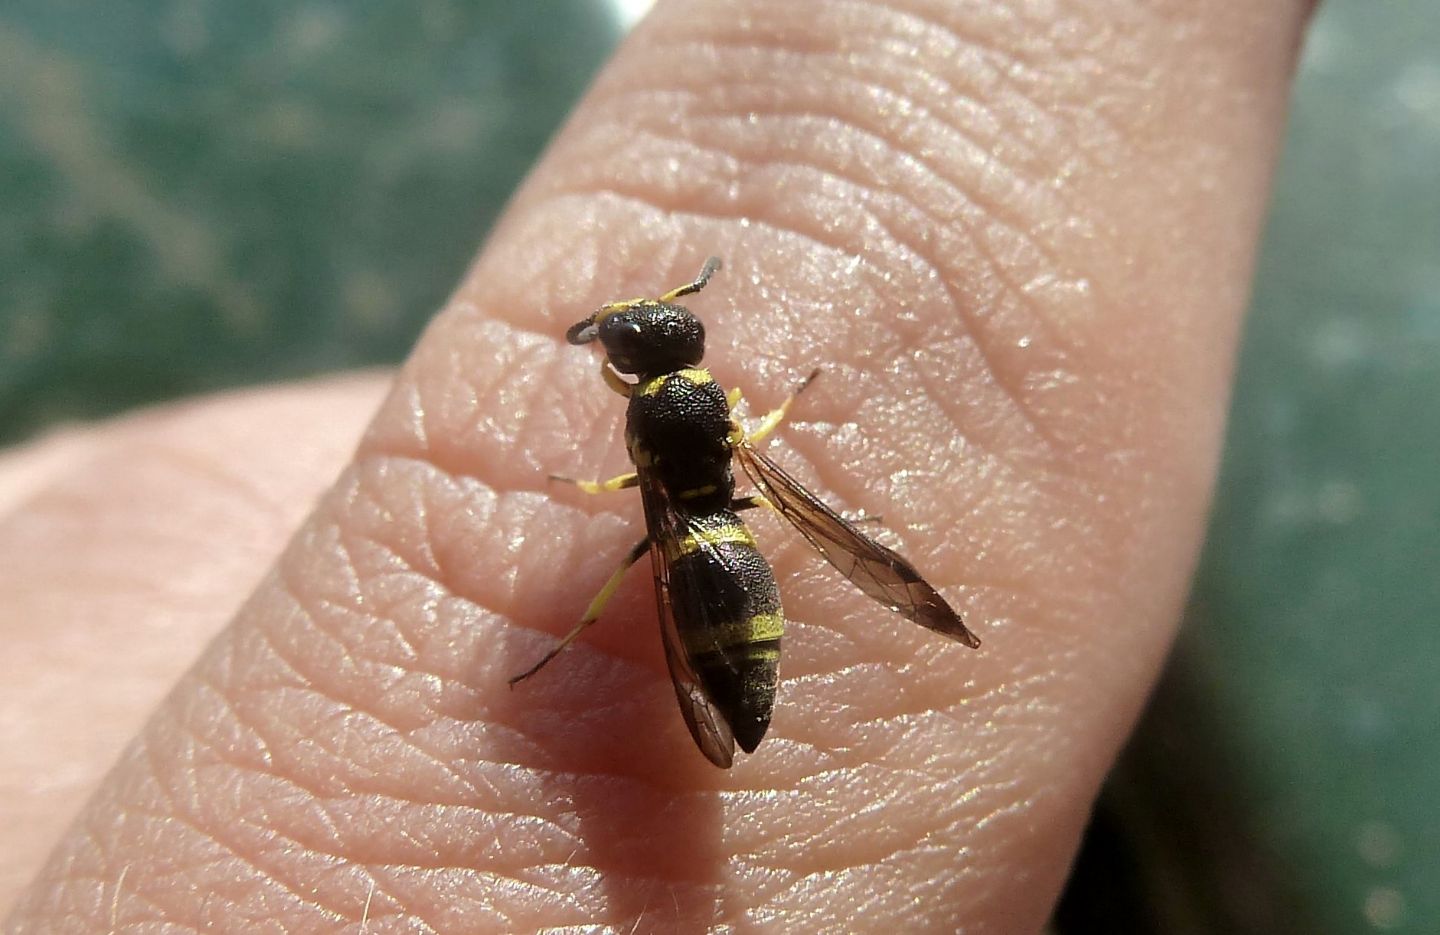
[{"xmin": 664, "ymin": 508, "xmax": 784, "ymax": 752}]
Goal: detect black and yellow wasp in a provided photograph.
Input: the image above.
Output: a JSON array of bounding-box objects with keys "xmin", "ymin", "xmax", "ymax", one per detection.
[{"xmin": 511, "ymin": 258, "xmax": 980, "ymax": 767}]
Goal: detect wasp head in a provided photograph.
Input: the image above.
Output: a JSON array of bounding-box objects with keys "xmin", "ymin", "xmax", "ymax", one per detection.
[{"xmin": 565, "ymin": 258, "xmax": 719, "ymax": 376}]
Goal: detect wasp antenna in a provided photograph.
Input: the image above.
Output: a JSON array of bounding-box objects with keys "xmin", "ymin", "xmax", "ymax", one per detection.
[
  {"xmin": 659, "ymin": 256, "xmax": 723, "ymax": 303},
  {"xmin": 565, "ymin": 316, "xmax": 598, "ymax": 345}
]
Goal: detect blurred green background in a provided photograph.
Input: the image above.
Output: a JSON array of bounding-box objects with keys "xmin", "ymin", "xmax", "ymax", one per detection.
[
  {"xmin": 1, "ymin": 2, "xmax": 1435, "ymax": 932},
  {"xmin": 0, "ymin": 0, "xmax": 619, "ymax": 441}
]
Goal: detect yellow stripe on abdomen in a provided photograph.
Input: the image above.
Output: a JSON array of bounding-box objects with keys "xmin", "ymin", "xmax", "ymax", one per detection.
[
  {"xmin": 681, "ymin": 611, "xmax": 785, "ymax": 654},
  {"xmin": 666, "ymin": 523, "xmax": 756, "ymax": 560}
]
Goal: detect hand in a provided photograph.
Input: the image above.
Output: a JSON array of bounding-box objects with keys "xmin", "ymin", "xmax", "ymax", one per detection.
[{"xmin": 3, "ymin": 0, "xmax": 1315, "ymax": 930}]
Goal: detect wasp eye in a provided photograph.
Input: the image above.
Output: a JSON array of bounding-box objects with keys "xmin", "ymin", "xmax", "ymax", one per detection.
[
  {"xmin": 598, "ymin": 317, "xmax": 647, "ymax": 373},
  {"xmin": 604, "ymin": 318, "xmax": 644, "ymax": 353}
]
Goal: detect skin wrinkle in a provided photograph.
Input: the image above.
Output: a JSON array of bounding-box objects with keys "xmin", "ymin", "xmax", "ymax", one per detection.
[
  {"xmin": 333, "ymin": 485, "xmax": 443, "ymax": 591},
  {"xmin": 538, "ymin": 186, "xmax": 863, "ymax": 271},
  {"xmin": 278, "ymin": 487, "xmax": 492, "ymax": 677},
  {"xmin": 143, "ymin": 794, "xmax": 392, "ymax": 929},
  {"xmin": 336, "ymin": 467, "xmax": 512, "ymax": 602},
  {"xmin": 395, "ymin": 484, "xmax": 448, "ymax": 590},
  {"xmin": 146, "ymin": 673, "xmax": 479, "ymax": 933},
  {"xmin": 783, "ymin": 781, "xmax": 928, "ymax": 870},
  {"xmin": 773, "ymin": 814, "xmax": 961, "ymax": 903},
  {"xmin": 315, "ymin": 478, "xmax": 535, "ymax": 668},
  {"xmin": 727, "ymin": 745, "xmax": 1018, "ymax": 858},
  {"xmin": 597, "ymin": 10, "xmax": 1105, "ymax": 242},
  {"xmin": 575, "ymin": 86, "xmax": 1068, "ymax": 280},
  {"xmin": 303, "ymin": 575, "xmax": 447, "ymax": 694},
  {"xmin": 543, "ymin": 181, "xmax": 962, "ymax": 323},
  {"xmin": 311, "ymin": 591, "xmax": 429, "ymax": 681},
  {"xmin": 765, "ymin": 431, "xmax": 1064, "ymax": 629},
  {"xmin": 371, "ymin": 325, "xmax": 570, "ymax": 479},
  {"xmin": 234, "ymin": 653, "xmax": 509, "ymax": 820},
  {"xmin": 787, "ymin": 362, "xmax": 1038, "ymax": 494},
  {"xmin": 451, "ymin": 343, "xmax": 558, "ymax": 467},
  {"xmin": 909, "ymin": 352, "xmax": 1059, "ymax": 472},
  {"xmin": 244, "ymin": 598, "xmax": 367, "ymax": 750},
  {"xmin": 738, "ymin": 183, "xmax": 969, "ymax": 325},
  {"xmin": 262, "ymin": 589, "xmax": 423, "ymax": 730},
  {"xmin": 754, "ymin": 827, "xmax": 981, "ymax": 927},
  {"xmin": 609, "ymin": 59, "xmax": 1083, "ymax": 266},
  {"xmin": 121, "ymin": 764, "xmax": 351, "ymax": 929},
  {"xmin": 642, "ymin": 0, "xmax": 1085, "ymax": 95},
  {"xmin": 205, "ymin": 677, "xmax": 482, "ymax": 829}
]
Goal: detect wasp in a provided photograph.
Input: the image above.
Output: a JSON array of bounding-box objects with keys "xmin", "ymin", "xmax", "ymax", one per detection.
[{"xmin": 511, "ymin": 258, "xmax": 980, "ymax": 767}]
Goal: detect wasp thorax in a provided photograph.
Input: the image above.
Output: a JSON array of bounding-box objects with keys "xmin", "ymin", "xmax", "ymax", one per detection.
[{"xmin": 597, "ymin": 301, "xmax": 705, "ymax": 375}]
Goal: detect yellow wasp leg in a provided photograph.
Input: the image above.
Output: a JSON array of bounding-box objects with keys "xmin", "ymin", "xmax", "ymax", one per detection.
[
  {"xmin": 549, "ymin": 472, "xmax": 638, "ymax": 495},
  {"xmin": 509, "ymin": 536, "xmax": 650, "ymax": 685},
  {"xmin": 740, "ymin": 367, "xmax": 821, "ymax": 445}
]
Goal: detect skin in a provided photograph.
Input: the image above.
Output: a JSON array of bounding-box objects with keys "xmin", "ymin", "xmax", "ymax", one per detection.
[{"xmin": 3, "ymin": 0, "xmax": 1313, "ymax": 931}]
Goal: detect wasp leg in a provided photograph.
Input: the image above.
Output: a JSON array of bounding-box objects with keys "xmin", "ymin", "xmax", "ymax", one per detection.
[
  {"xmin": 658, "ymin": 256, "xmax": 722, "ymax": 302},
  {"xmin": 744, "ymin": 368, "xmax": 821, "ymax": 445},
  {"xmin": 549, "ymin": 472, "xmax": 638, "ymax": 495},
  {"xmin": 509, "ymin": 536, "xmax": 651, "ymax": 685}
]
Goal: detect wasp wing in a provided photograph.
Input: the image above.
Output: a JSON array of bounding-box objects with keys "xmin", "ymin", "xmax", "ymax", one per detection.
[
  {"xmin": 636, "ymin": 468, "xmax": 738, "ymax": 768},
  {"xmin": 735, "ymin": 441, "xmax": 980, "ymax": 648}
]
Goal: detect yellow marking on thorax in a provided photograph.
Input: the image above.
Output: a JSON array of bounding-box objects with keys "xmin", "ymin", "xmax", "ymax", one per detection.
[
  {"xmin": 677, "ymin": 483, "xmax": 719, "ymax": 500},
  {"xmin": 682, "ymin": 612, "xmax": 786, "ymax": 653},
  {"xmin": 666, "ymin": 523, "xmax": 755, "ymax": 560},
  {"xmin": 638, "ymin": 368, "xmax": 713, "ymax": 397}
]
